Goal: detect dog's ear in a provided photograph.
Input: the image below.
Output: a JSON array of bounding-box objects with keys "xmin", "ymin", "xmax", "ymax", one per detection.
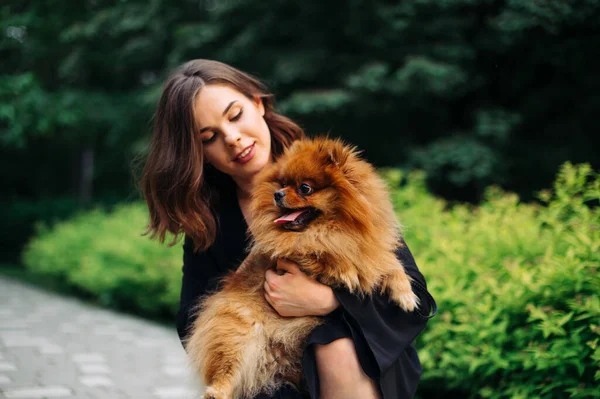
[{"xmin": 326, "ymin": 139, "xmax": 350, "ymax": 167}]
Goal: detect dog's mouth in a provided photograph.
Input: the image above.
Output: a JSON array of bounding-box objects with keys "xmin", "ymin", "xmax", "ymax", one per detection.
[{"xmin": 274, "ymin": 207, "xmax": 321, "ymax": 231}]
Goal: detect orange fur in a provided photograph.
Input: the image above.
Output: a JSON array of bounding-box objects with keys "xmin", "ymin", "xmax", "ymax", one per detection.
[{"xmin": 185, "ymin": 137, "xmax": 419, "ymax": 399}]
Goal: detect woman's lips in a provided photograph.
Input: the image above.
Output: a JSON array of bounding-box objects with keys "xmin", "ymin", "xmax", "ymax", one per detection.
[{"xmin": 234, "ymin": 143, "xmax": 255, "ymax": 164}]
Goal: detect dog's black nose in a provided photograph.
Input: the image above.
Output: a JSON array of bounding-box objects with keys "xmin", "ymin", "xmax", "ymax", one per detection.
[{"xmin": 274, "ymin": 190, "xmax": 285, "ymax": 201}]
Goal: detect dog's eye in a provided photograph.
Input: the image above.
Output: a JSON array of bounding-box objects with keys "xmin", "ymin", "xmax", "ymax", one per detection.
[
  {"xmin": 280, "ymin": 181, "xmax": 286, "ymax": 188},
  {"xmin": 299, "ymin": 183, "xmax": 313, "ymax": 195}
]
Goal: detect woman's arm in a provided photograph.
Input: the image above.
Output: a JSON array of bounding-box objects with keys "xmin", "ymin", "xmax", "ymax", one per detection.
[
  {"xmin": 176, "ymin": 235, "xmax": 230, "ymax": 347},
  {"xmin": 263, "ymin": 259, "xmax": 340, "ymax": 317},
  {"xmin": 264, "ymin": 240, "xmax": 436, "ymax": 374},
  {"xmin": 332, "ymin": 242, "xmax": 436, "ymax": 374}
]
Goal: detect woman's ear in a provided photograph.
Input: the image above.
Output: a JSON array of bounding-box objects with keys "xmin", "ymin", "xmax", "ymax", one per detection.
[{"xmin": 254, "ymin": 96, "xmax": 265, "ymax": 117}]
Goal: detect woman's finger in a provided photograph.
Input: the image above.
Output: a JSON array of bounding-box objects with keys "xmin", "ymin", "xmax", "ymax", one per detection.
[
  {"xmin": 263, "ymin": 280, "xmax": 272, "ymax": 295},
  {"xmin": 264, "ymin": 292, "xmax": 275, "ymax": 309},
  {"xmin": 276, "ymin": 258, "xmax": 300, "ymax": 274},
  {"xmin": 265, "ymin": 268, "xmax": 278, "ymax": 284}
]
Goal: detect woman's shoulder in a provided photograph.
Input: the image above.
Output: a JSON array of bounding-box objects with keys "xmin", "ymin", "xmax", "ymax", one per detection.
[{"xmin": 184, "ymin": 194, "xmax": 249, "ymax": 265}]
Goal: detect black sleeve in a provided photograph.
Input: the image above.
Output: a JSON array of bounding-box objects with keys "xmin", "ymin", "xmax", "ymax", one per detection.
[
  {"xmin": 332, "ymin": 241, "xmax": 437, "ymax": 377},
  {"xmin": 176, "ymin": 235, "xmax": 230, "ymax": 347}
]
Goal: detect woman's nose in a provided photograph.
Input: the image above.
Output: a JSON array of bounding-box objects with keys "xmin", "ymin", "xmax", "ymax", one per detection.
[{"xmin": 223, "ymin": 127, "xmax": 242, "ymax": 146}]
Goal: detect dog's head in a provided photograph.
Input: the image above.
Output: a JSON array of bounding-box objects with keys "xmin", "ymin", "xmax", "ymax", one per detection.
[{"xmin": 248, "ymin": 137, "xmax": 400, "ymax": 256}]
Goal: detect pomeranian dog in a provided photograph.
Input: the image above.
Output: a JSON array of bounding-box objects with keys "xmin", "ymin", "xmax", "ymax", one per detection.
[{"xmin": 186, "ymin": 137, "xmax": 419, "ymax": 399}]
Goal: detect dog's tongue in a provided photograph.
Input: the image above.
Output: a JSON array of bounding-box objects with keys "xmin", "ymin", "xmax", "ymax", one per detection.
[{"xmin": 274, "ymin": 210, "xmax": 305, "ymax": 224}]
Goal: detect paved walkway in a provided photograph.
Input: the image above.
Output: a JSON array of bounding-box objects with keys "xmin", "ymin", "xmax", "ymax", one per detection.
[{"xmin": 0, "ymin": 276, "xmax": 203, "ymax": 399}]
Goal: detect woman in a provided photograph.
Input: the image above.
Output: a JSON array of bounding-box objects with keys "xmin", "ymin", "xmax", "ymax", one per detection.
[{"xmin": 140, "ymin": 59, "xmax": 436, "ymax": 399}]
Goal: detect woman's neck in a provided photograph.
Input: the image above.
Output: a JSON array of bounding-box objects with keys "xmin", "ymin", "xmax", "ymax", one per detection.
[
  {"xmin": 233, "ymin": 155, "xmax": 275, "ymax": 201},
  {"xmin": 233, "ymin": 177, "xmax": 254, "ymax": 202},
  {"xmin": 235, "ymin": 182, "xmax": 253, "ymax": 226}
]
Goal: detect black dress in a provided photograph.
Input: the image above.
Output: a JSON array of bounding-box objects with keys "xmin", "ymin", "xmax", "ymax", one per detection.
[{"xmin": 176, "ymin": 184, "xmax": 437, "ymax": 399}]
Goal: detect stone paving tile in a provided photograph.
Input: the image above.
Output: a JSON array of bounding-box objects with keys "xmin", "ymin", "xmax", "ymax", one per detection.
[
  {"xmin": 78, "ymin": 364, "xmax": 110, "ymax": 374},
  {"xmin": 0, "ymin": 276, "xmax": 203, "ymax": 399},
  {"xmin": 79, "ymin": 376, "xmax": 113, "ymax": 388},
  {"xmin": 153, "ymin": 386, "xmax": 199, "ymax": 399},
  {"xmin": 2, "ymin": 385, "xmax": 73, "ymax": 398},
  {"xmin": 0, "ymin": 363, "xmax": 17, "ymax": 372}
]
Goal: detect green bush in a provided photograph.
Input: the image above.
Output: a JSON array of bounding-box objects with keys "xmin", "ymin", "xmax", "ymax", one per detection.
[
  {"xmin": 383, "ymin": 163, "xmax": 599, "ymax": 398},
  {"xmin": 2, "ymin": 195, "xmax": 125, "ymax": 263},
  {"xmin": 2, "ymin": 197, "xmax": 83, "ymax": 263},
  {"xmin": 22, "ymin": 203, "xmax": 182, "ymax": 319},
  {"xmin": 22, "ymin": 163, "xmax": 599, "ymax": 397}
]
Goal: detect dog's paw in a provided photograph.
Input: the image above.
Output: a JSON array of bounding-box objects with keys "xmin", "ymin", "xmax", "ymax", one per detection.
[
  {"xmin": 391, "ymin": 289, "xmax": 420, "ymax": 312},
  {"xmin": 201, "ymin": 386, "xmax": 227, "ymax": 399}
]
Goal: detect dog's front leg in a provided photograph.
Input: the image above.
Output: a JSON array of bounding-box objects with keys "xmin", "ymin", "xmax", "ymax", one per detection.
[
  {"xmin": 189, "ymin": 307, "xmax": 257, "ymax": 399},
  {"xmin": 382, "ymin": 268, "xmax": 419, "ymax": 312}
]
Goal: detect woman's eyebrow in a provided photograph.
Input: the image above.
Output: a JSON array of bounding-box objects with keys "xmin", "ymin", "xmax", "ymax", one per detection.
[{"xmin": 199, "ymin": 100, "xmax": 237, "ymax": 133}]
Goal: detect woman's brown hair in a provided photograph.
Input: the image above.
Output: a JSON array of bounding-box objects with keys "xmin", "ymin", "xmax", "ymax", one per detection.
[{"xmin": 139, "ymin": 59, "xmax": 305, "ymax": 252}]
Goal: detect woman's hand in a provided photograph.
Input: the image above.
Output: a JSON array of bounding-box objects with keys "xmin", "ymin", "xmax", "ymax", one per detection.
[{"xmin": 264, "ymin": 258, "xmax": 340, "ymax": 317}]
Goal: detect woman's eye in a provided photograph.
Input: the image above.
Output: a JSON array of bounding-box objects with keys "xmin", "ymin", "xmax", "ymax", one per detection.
[
  {"xmin": 230, "ymin": 109, "xmax": 243, "ymax": 122},
  {"xmin": 299, "ymin": 183, "xmax": 313, "ymax": 195},
  {"xmin": 201, "ymin": 132, "xmax": 216, "ymax": 144}
]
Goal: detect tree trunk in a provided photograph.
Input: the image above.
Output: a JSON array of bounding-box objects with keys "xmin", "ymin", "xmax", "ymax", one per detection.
[{"xmin": 79, "ymin": 147, "xmax": 94, "ymax": 204}]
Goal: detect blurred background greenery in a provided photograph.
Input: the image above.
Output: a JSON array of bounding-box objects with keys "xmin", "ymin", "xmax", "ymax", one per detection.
[{"xmin": 2, "ymin": 0, "xmax": 599, "ymax": 397}]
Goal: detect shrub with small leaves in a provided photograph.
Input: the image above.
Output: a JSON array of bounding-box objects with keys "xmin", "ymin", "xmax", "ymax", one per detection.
[
  {"xmin": 383, "ymin": 163, "xmax": 600, "ymax": 398},
  {"xmin": 22, "ymin": 203, "xmax": 182, "ymax": 319}
]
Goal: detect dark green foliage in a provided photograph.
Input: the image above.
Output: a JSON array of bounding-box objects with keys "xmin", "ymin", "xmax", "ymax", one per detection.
[
  {"xmin": 1, "ymin": 196, "xmax": 81, "ymax": 262},
  {"xmin": 2, "ymin": 0, "xmax": 599, "ymax": 249}
]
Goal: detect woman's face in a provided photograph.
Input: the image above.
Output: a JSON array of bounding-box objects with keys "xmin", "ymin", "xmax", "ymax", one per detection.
[{"xmin": 194, "ymin": 84, "xmax": 272, "ymax": 184}]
